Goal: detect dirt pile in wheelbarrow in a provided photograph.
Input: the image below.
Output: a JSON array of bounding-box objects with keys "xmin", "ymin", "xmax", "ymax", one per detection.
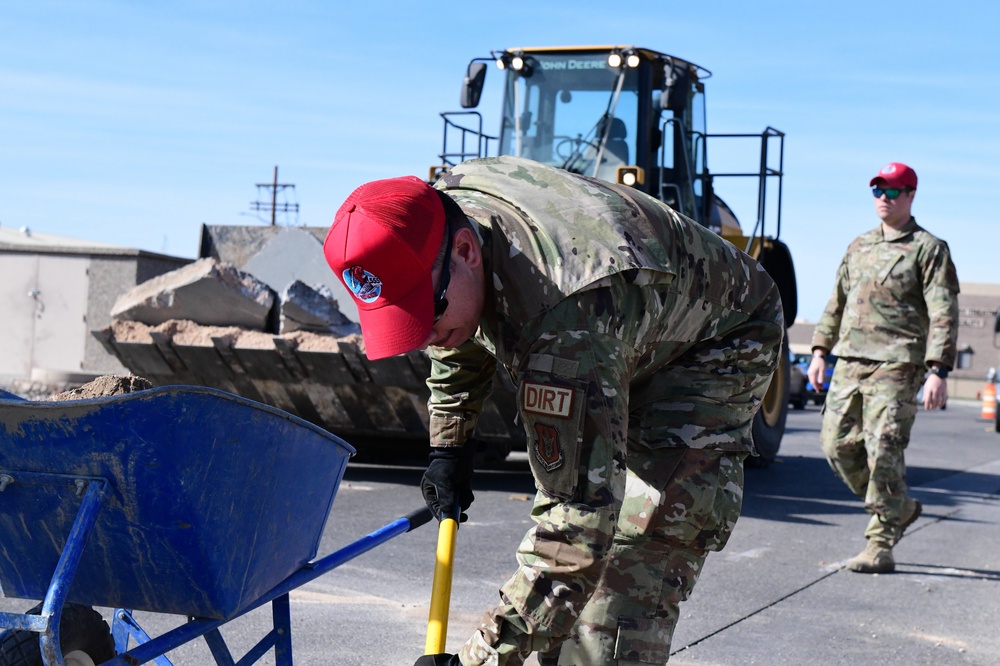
[{"xmin": 47, "ymin": 374, "xmax": 154, "ymax": 400}]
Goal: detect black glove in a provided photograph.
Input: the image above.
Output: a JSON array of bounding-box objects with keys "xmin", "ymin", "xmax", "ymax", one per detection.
[
  {"xmin": 414, "ymin": 654, "xmax": 462, "ymax": 666},
  {"xmin": 421, "ymin": 445, "xmax": 474, "ymax": 522}
]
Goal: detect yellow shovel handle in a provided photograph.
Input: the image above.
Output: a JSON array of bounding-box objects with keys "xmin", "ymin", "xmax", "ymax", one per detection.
[{"xmin": 425, "ymin": 515, "xmax": 459, "ymax": 654}]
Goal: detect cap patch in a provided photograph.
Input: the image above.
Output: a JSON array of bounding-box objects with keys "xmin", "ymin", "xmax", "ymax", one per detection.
[
  {"xmin": 880, "ymin": 164, "xmax": 897, "ymax": 175},
  {"xmin": 344, "ymin": 265, "xmax": 382, "ymax": 303}
]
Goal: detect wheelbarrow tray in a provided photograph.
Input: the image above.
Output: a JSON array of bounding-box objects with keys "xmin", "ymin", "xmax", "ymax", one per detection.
[{"xmin": 0, "ymin": 386, "xmax": 354, "ymax": 620}]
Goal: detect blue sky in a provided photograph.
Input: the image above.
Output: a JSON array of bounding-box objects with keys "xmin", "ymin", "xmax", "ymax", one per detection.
[{"xmin": 2, "ymin": 1, "xmax": 998, "ymax": 321}]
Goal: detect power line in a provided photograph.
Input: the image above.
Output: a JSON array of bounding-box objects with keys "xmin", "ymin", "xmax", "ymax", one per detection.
[{"xmin": 250, "ymin": 165, "xmax": 299, "ymax": 226}]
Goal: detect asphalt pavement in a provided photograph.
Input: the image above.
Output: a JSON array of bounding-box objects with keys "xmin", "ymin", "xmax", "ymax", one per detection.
[{"xmin": 667, "ymin": 398, "xmax": 1000, "ymax": 666}]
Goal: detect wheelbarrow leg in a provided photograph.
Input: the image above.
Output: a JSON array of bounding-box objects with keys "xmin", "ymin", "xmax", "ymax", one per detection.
[
  {"xmin": 202, "ymin": 594, "xmax": 292, "ymax": 666},
  {"xmin": 271, "ymin": 593, "xmax": 293, "ymax": 666},
  {"xmin": 203, "ymin": 629, "xmax": 236, "ymax": 666}
]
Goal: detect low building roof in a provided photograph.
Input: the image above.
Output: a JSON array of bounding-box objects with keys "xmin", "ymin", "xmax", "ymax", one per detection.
[{"xmin": 0, "ymin": 226, "xmax": 180, "ymax": 261}]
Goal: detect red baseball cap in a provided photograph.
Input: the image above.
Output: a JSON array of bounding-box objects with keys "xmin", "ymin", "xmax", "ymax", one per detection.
[
  {"xmin": 323, "ymin": 176, "xmax": 445, "ymax": 360},
  {"xmin": 870, "ymin": 162, "xmax": 917, "ymax": 190}
]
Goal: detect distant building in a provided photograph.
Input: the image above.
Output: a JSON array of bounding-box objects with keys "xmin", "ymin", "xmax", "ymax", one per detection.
[
  {"xmin": 0, "ymin": 226, "xmax": 190, "ymax": 388},
  {"xmin": 788, "ymin": 282, "xmax": 1000, "ymax": 400}
]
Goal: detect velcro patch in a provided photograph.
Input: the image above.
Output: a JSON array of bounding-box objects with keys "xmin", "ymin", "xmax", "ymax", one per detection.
[{"xmin": 522, "ymin": 382, "xmax": 574, "ymax": 418}]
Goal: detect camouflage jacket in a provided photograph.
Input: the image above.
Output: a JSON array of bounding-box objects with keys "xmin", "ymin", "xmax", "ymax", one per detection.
[
  {"xmin": 811, "ymin": 218, "xmax": 959, "ymax": 369},
  {"xmin": 428, "ymin": 156, "xmax": 782, "ymax": 453}
]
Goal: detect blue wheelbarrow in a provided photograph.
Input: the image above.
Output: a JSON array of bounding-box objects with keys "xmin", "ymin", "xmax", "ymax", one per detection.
[{"xmin": 0, "ymin": 386, "xmax": 432, "ymax": 665}]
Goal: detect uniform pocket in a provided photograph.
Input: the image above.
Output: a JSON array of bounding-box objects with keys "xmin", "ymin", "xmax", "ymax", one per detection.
[
  {"xmin": 614, "ymin": 616, "xmax": 672, "ymax": 664},
  {"xmin": 519, "ymin": 380, "xmax": 586, "ymax": 501},
  {"xmin": 877, "ymin": 255, "xmax": 904, "ymax": 284}
]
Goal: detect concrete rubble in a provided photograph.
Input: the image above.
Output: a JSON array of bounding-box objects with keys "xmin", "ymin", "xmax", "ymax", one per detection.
[
  {"xmin": 279, "ymin": 280, "xmax": 360, "ymax": 336},
  {"xmin": 111, "ymin": 257, "xmax": 276, "ymax": 329}
]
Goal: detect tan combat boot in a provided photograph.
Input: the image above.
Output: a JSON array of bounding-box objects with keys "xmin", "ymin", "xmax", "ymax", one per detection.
[{"xmin": 846, "ymin": 539, "xmax": 894, "ymax": 573}]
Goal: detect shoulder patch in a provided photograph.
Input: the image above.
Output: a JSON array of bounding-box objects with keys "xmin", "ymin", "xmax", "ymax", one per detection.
[
  {"xmin": 522, "ymin": 382, "xmax": 574, "ymax": 418},
  {"xmin": 533, "ymin": 423, "xmax": 563, "ymax": 471}
]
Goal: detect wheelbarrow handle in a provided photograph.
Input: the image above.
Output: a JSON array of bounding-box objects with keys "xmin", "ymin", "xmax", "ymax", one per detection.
[
  {"xmin": 424, "ymin": 505, "xmax": 460, "ymax": 655},
  {"xmin": 406, "ymin": 507, "xmax": 434, "ymax": 532}
]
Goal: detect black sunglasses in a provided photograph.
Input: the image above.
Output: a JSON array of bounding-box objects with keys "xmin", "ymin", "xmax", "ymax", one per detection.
[
  {"xmin": 433, "ymin": 224, "xmax": 452, "ymax": 322},
  {"xmin": 872, "ymin": 186, "xmax": 912, "ymax": 200}
]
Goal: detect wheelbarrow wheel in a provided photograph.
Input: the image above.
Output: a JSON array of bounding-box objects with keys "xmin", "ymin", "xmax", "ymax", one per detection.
[{"xmin": 0, "ymin": 603, "xmax": 115, "ymax": 666}]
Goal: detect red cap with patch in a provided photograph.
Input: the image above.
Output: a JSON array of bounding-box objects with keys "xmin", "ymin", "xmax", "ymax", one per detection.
[
  {"xmin": 870, "ymin": 162, "xmax": 918, "ymax": 190},
  {"xmin": 323, "ymin": 176, "xmax": 445, "ymax": 360}
]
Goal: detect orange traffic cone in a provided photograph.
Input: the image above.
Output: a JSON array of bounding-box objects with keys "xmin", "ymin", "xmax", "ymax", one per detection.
[{"xmin": 981, "ymin": 383, "xmax": 996, "ymax": 420}]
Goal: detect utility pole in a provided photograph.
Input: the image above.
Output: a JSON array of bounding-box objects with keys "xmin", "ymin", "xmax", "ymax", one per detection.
[{"xmin": 250, "ymin": 165, "xmax": 299, "ymax": 226}]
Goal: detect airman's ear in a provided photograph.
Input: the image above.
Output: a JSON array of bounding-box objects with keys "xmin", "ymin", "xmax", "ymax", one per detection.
[{"xmin": 453, "ymin": 227, "xmax": 482, "ymax": 268}]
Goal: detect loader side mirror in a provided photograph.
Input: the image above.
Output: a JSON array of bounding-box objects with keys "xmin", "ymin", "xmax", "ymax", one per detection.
[{"xmin": 461, "ymin": 62, "xmax": 488, "ymax": 109}]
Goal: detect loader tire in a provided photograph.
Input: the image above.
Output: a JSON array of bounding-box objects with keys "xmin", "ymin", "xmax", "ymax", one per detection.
[
  {"xmin": 0, "ymin": 603, "xmax": 116, "ymax": 666},
  {"xmin": 748, "ymin": 337, "xmax": 790, "ymax": 467}
]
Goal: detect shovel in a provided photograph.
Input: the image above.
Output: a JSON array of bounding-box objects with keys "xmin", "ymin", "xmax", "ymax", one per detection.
[{"xmin": 424, "ymin": 505, "xmax": 460, "ymax": 654}]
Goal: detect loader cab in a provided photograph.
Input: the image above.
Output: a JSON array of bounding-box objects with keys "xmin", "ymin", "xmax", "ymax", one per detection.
[{"xmin": 443, "ymin": 47, "xmax": 715, "ymax": 227}]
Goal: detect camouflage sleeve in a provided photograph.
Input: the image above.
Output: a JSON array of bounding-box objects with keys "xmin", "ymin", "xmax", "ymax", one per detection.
[
  {"xmin": 513, "ymin": 315, "xmax": 632, "ymax": 501},
  {"xmin": 427, "ymin": 340, "xmax": 498, "ymax": 448},
  {"xmin": 921, "ymin": 241, "xmax": 960, "ymax": 369},
  {"xmin": 811, "ymin": 254, "xmax": 849, "ymax": 352}
]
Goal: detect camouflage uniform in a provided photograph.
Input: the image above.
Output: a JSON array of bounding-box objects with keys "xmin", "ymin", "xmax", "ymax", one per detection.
[
  {"xmin": 429, "ymin": 156, "xmax": 784, "ymax": 665},
  {"xmin": 812, "ymin": 218, "xmax": 959, "ymax": 544}
]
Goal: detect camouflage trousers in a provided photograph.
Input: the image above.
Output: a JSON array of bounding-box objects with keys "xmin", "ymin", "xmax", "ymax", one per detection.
[
  {"xmin": 550, "ymin": 449, "xmax": 746, "ymax": 666},
  {"xmin": 820, "ymin": 358, "xmax": 925, "ymax": 543},
  {"xmin": 459, "ymin": 449, "xmax": 747, "ymax": 666}
]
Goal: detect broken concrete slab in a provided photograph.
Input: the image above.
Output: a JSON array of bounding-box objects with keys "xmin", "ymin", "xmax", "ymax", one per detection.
[
  {"xmin": 111, "ymin": 257, "xmax": 276, "ymax": 330},
  {"xmin": 238, "ymin": 226, "xmax": 360, "ymax": 324},
  {"xmin": 279, "ymin": 280, "xmax": 361, "ymax": 336}
]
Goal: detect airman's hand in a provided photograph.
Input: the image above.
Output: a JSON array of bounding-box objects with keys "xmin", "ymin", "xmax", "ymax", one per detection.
[
  {"xmin": 923, "ymin": 373, "xmax": 947, "ymax": 410},
  {"xmin": 421, "ymin": 446, "xmax": 474, "ymax": 522},
  {"xmin": 807, "ymin": 354, "xmax": 827, "ymax": 392}
]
